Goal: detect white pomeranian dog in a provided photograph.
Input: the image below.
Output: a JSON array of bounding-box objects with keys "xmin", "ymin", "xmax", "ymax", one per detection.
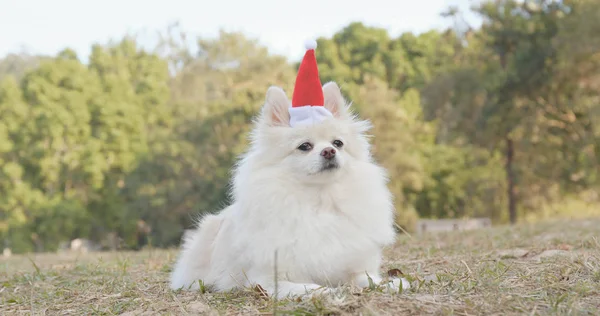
[{"xmin": 170, "ymin": 41, "xmax": 409, "ymax": 299}]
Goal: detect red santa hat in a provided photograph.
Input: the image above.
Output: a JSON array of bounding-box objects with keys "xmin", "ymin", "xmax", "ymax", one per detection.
[{"xmin": 289, "ymin": 39, "xmax": 333, "ymax": 127}]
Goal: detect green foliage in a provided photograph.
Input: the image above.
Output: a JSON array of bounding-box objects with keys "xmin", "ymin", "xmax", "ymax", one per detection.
[
  {"xmin": 413, "ymin": 145, "xmax": 506, "ymax": 222},
  {"xmin": 1, "ymin": 0, "xmax": 599, "ymax": 252},
  {"xmin": 422, "ymin": 0, "xmax": 600, "ymax": 222}
]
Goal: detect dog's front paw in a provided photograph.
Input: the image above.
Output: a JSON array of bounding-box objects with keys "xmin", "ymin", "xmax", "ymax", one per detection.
[{"xmin": 382, "ymin": 277, "xmax": 410, "ymax": 293}]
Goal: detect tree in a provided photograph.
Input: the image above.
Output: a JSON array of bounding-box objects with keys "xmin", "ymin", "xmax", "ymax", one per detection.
[
  {"xmin": 0, "ymin": 76, "xmax": 43, "ymax": 252},
  {"xmin": 316, "ymin": 22, "xmax": 462, "ymax": 93},
  {"xmin": 87, "ymin": 38, "xmax": 173, "ymax": 247},
  {"xmin": 15, "ymin": 49, "xmax": 104, "ymax": 250},
  {"xmin": 423, "ymin": 0, "xmax": 600, "ymax": 223}
]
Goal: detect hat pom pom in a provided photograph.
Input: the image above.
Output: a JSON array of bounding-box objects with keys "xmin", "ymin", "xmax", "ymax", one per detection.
[{"xmin": 304, "ymin": 39, "xmax": 317, "ymax": 50}]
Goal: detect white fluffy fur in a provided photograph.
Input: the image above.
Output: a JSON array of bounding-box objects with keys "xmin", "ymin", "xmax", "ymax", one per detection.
[
  {"xmin": 304, "ymin": 39, "xmax": 317, "ymax": 50},
  {"xmin": 170, "ymin": 81, "xmax": 409, "ymax": 299}
]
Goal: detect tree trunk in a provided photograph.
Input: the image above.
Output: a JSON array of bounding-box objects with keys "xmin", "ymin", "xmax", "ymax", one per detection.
[{"xmin": 505, "ymin": 137, "xmax": 517, "ymax": 224}]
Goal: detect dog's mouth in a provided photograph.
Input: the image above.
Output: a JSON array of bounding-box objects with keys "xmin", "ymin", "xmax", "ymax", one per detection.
[{"xmin": 319, "ymin": 161, "xmax": 340, "ymax": 172}]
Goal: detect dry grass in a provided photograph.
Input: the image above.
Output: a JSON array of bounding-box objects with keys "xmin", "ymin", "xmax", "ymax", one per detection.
[{"xmin": 2, "ymin": 218, "xmax": 600, "ymax": 315}]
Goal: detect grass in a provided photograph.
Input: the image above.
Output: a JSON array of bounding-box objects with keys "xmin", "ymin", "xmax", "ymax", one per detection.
[{"xmin": 1, "ymin": 218, "xmax": 600, "ymax": 315}]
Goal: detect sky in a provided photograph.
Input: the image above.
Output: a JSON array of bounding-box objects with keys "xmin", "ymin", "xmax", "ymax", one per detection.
[{"xmin": 0, "ymin": 0, "xmax": 483, "ymax": 63}]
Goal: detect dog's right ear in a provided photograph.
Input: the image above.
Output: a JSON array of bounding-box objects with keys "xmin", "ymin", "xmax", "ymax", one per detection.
[
  {"xmin": 261, "ymin": 86, "xmax": 291, "ymax": 127},
  {"xmin": 323, "ymin": 81, "xmax": 350, "ymax": 119}
]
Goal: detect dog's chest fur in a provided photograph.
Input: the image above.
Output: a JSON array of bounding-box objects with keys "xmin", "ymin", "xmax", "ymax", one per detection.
[{"xmin": 231, "ymin": 173, "xmax": 394, "ymax": 285}]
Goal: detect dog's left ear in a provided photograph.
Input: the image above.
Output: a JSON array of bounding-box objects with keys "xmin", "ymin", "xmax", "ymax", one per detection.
[
  {"xmin": 323, "ymin": 82, "xmax": 349, "ymax": 119},
  {"xmin": 261, "ymin": 86, "xmax": 291, "ymax": 127}
]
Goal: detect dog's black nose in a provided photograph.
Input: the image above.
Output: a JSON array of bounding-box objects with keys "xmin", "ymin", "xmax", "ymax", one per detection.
[{"xmin": 320, "ymin": 147, "xmax": 336, "ymax": 160}]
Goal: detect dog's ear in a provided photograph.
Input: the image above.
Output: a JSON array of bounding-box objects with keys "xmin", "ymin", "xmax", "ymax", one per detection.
[
  {"xmin": 261, "ymin": 86, "xmax": 291, "ymax": 127},
  {"xmin": 323, "ymin": 81, "xmax": 349, "ymax": 119}
]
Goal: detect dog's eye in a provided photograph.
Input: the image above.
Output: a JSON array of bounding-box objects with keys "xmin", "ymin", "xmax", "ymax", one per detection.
[
  {"xmin": 332, "ymin": 140, "xmax": 344, "ymax": 148},
  {"xmin": 297, "ymin": 142, "xmax": 313, "ymax": 151}
]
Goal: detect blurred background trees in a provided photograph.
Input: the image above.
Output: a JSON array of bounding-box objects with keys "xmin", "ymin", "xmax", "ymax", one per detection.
[{"xmin": 1, "ymin": 0, "xmax": 599, "ymax": 253}]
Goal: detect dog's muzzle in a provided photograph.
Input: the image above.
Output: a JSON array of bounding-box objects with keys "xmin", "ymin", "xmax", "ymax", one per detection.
[{"xmin": 320, "ymin": 160, "xmax": 340, "ymax": 172}]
